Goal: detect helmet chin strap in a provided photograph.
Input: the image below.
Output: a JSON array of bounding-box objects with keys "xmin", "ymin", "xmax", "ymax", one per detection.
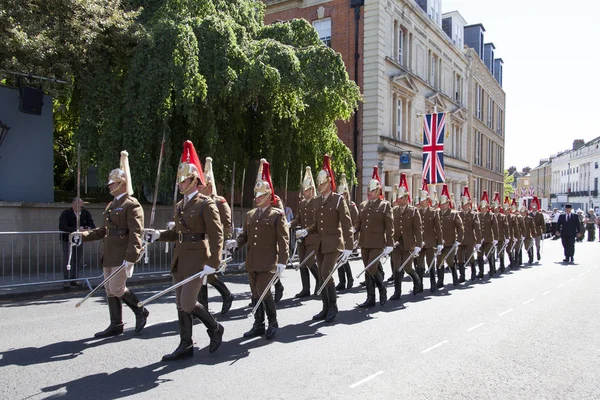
[
  {"xmin": 179, "ymin": 177, "xmax": 198, "ymax": 195},
  {"xmin": 109, "ymin": 182, "xmax": 124, "ymax": 197}
]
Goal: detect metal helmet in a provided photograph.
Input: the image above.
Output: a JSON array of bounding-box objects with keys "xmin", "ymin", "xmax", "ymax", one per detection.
[
  {"xmin": 204, "ymin": 156, "xmax": 217, "ymax": 196},
  {"xmin": 396, "ymin": 173, "xmax": 410, "ymax": 201},
  {"xmin": 479, "ymin": 190, "xmax": 490, "ymax": 210},
  {"xmin": 317, "ymin": 154, "xmax": 336, "ymax": 191},
  {"xmin": 177, "ymin": 141, "xmax": 204, "ymax": 186},
  {"xmin": 254, "ymin": 160, "xmax": 274, "ymax": 202},
  {"xmin": 337, "ymin": 172, "xmax": 351, "ymax": 199},
  {"xmin": 439, "ymin": 184, "xmax": 451, "ymax": 207},
  {"xmin": 419, "ymin": 178, "xmax": 430, "ymax": 203},
  {"xmin": 302, "ymin": 166, "xmax": 316, "ymax": 193},
  {"xmin": 368, "ymin": 166, "xmax": 382, "ymax": 192},
  {"xmin": 461, "ymin": 186, "xmax": 472, "ymax": 206},
  {"xmin": 107, "ymin": 151, "xmax": 133, "ymax": 196}
]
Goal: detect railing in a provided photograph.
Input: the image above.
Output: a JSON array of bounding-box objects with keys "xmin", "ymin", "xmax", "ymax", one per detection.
[{"xmin": 0, "ymin": 231, "xmax": 251, "ymax": 290}]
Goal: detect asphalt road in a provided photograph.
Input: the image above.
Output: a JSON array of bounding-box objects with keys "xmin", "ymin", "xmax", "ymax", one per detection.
[{"xmin": 1, "ymin": 238, "xmax": 599, "ymax": 400}]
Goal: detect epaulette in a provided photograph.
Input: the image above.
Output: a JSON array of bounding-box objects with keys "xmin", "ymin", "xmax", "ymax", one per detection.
[{"xmin": 216, "ymin": 195, "xmax": 227, "ymax": 203}]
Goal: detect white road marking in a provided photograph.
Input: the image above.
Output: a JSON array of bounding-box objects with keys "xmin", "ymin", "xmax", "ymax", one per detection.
[
  {"xmin": 239, "ymin": 337, "xmax": 262, "ymax": 346},
  {"xmin": 557, "ymin": 283, "xmax": 565, "ymax": 288},
  {"xmin": 467, "ymin": 323, "xmax": 485, "ymax": 332},
  {"xmin": 523, "ymin": 298, "xmax": 535, "ymax": 305},
  {"xmin": 542, "ymin": 291, "xmax": 551, "ymax": 296},
  {"xmin": 349, "ymin": 371, "xmax": 385, "ymax": 389},
  {"xmin": 588, "ymin": 269, "xmax": 592, "ymax": 272},
  {"xmin": 421, "ymin": 340, "xmax": 449, "ymax": 354},
  {"xmin": 499, "ymin": 309, "xmax": 514, "ymax": 317},
  {"xmin": 569, "ymin": 278, "xmax": 575, "ymax": 282},
  {"xmin": 579, "ymin": 273, "xmax": 584, "ymax": 277}
]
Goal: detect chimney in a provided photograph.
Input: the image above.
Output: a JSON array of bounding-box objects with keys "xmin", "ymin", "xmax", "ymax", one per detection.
[{"xmin": 572, "ymin": 139, "xmax": 585, "ymax": 150}]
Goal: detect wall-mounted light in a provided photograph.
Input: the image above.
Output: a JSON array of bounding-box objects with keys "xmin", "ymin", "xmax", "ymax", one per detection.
[{"xmin": 0, "ymin": 119, "xmax": 10, "ymax": 147}]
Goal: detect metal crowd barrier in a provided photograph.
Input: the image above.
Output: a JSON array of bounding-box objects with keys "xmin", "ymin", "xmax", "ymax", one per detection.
[{"xmin": 0, "ymin": 231, "xmax": 251, "ymax": 290}]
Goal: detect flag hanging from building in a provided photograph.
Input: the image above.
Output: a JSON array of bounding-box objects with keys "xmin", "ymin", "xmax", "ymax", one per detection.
[
  {"xmin": 521, "ymin": 187, "xmax": 526, "ymax": 197},
  {"xmin": 422, "ymin": 112, "xmax": 446, "ymax": 184},
  {"xmin": 530, "ymin": 186, "xmax": 535, "ymax": 196}
]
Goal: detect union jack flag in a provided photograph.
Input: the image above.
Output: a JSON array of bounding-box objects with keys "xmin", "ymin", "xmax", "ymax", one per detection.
[
  {"xmin": 530, "ymin": 186, "xmax": 535, "ymax": 196},
  {"xmin": 521, "ymin": 187, "xmax": 526, "ymax": 197},
  {"xmin": 422, "ymin": 112, "xmax": 446, "ymax": 184}
]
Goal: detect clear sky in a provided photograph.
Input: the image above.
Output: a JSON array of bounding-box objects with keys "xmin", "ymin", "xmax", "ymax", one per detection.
[{"xmin": 443, "ymin": 0, "xmax": 600, "ymax": 171}]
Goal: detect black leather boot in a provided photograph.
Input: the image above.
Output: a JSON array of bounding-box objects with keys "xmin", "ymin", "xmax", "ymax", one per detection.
[
  {"xmin": 477, "ymin": 259, "xmax": 484, "ymax": 278},
  {"xmin": 263, "ymin": 296, "xmax": 278, "ymax": 340},
  {"xmin": 121, "ymin": 288, "xmax": 149, "ymax": 334},
  {"xmin": 358, "ymin": 274, "xmax": 377, "ymax": 306},
  {"xmin": 198, "ymin": 284, "xmax": 209, "ymax": 309},
  {"xmin": 373, "ymin": 270, "xmax": 387, "ymax": 306},
  {"xmin": 344, "ymin": 263, "xmax": 354, "ymax": 289},
  {"xmin": 389, "ymin": 270, "xmax": 403, "ymax": 301},
  {"xmin": 470, "ymin": 263, "xmax": 477, "ymax": 281},
  {"xmin": 528, "ymin": 249, "xmax": 534, "ymax": 264},
  {"xmin": 416, "ymin": 267, "xmax": 425, "ymax": 286},
  {"xmin": 489, "ymin": 257, "xmax": 496, "ymax": 276},
  {"xmin": 325, "ymin": 284, "xmax": 338, "ymax": 322},
  {"xmin": 296, "ymin": 268, "xmax": 311, "ymax": 298},
  {"xmin": 211, "ymin": 277, "xmax": 235, "ymax": 315},
  {"xmin": 499, "ymin": 253, "xmax": 505, "ymax": 272},
  {"xmin": 450, "ymin": 266, "xmax": 459, "ymax": 286},
  {"xmin": 436, "ymin": 267, "xmax": 445, "ymax": 288},
  {"xmin": 336, "ymin": 265, "xmax": 346, "ymax": 291},
  {"xmin": 458, "ymin": 264, "xmax": 466, "ymax": 283},
  {"xmin": 191, "ymin": 303, "xmax": 223, "ymax": 353},
  {"xmin": 410, "ymin": 270, "xmax": 423, "ymax": 294},
  {"xmin": 94, "ymin": 296, "xmax": 124, "ymax": 338},
  {"xmin": 162, "ymin": 310, "xmax": 193, "ymax": 361},
  {"xmin": 244, "ymin": 298, "xmax": 266, "ymax": 337},
  {"xmin": 312, "ymin": 289, "xmax": 329, "ymax": 320},
  {"xmin": 429, "ymin": 267, "xmax": 437, "ymax": 292},
  {"xmin": 274, "ymin": 280, "xmax": 284, "ymax": 303},
  {"xmin": 537, "ymin": 249, "xmax": 541, "ymax": 261}
]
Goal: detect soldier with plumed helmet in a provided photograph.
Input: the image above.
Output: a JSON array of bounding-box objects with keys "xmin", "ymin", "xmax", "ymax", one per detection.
[{"xmin": 335, "ymin": 173, "xmax": 359, "ymax": 291}]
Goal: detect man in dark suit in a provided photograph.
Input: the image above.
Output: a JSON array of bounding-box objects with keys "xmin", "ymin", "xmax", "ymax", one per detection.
[{"xmin": 555, "ymin": 204, "xmax": 582, "ymax": 263}]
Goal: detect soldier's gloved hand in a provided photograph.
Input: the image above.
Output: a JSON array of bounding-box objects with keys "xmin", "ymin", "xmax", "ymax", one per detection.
[
  {"xmin": 481, "ymin": 239, "xmax": 485, "ymax": 244},
  {"xmin": 351, "ymin": 227, "xmax": 356, "ymax": 234},
  {"xmin": 521, "ymin": 236, "xmax": 525, "ymax": 241},
  {"xmin": 505, "ymin": 238, "xmax": 510, "ymax": 245},
  {"xmin": 225, "ymin": 239, "xmax": 238, "ymax": 251},
  {"xmin": 124, "ymin": 261, "xmax": 135, "ymax": 278},
  {"xmin": 436, "ymin": 244, "xmax": 443, "ymax": 253},
  {"xmin": 166, "ymin": 221, "xmax": 175, "ymax": 230},
  {"xmin": 296, "ymin": 229, "xmax": 308, "ymax": 239},
  {"xmin": 384, "ymin": 246, "xmax": 394, "ymax": 255},
  {"xmin": 285, "ymin": 222, "xmax": 292, "ymax": 229},
  {"xmin": 70, "ymin": 232, "xmax": 82, "ymax": 247},
  {"xmin": 341, "ymin": 249, "xmax": 352, "ymax": 262},
  {"xmin": 144, "ymin": 229, "xmax": 160, "ymax": 243},
  {"xmin": 413, "ymin": 246, "xmax": 421, "ymax": 256},
  {"xmin": 475, "ymin": 244, "xmax": 482, "ymax": 251},
  {"xmin": 513, "ymin": 237, "xmax": 518, "ymax": 242},
  {"xmin": 493, "ymin": 240, "xmax": 498, "ymax": 246},
  {"xmin": 455, "ymin": 242, "xmax": 461, "ymax": 247},
  {"xmin": 276, "ymin": 263, "xmax": 286, "ymax": 275},
  {"xmin": 199, "ymin": 265, "xmax": 216, "ymax": 279}
]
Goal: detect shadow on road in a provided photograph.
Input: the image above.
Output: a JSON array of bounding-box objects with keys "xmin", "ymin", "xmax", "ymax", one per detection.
[{"xmin": 0, "ymin": 320, "xmax": 178, "ymax": 368}]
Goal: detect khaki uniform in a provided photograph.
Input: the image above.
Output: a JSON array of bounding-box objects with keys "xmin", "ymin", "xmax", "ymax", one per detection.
[
  {"xmin": 158, "ymin": 193, "xmax": 223, "ymax": 313},
  {"xmin": 290, "ymin": 198, "xmax": 318, "ymax": 268},
  {"xmin": 437, "ymin": 208, "xmax": 464, "ymax": 287},
  {"xmin": 521, "ymin": 213, "xmax": 536, "ymax": 263},
  {"xmin": 531, "ymin": 211, "xmax": 545, "ymax": 258},
  {"xmin": 494, "ymin": 211, "xmax": 511, "ymax": 270},
  {"xmin": 355, "ymin": 198, "xmax": 394, "ymax": 276},
  {"xmin": 457, "ymin": 209, "xmax": 481, "ymax": 270},
  {"xmin": 82, "ymin": 194, "xmax": 144, "ymax": 297},
  {"xmin": 236, "ymin": 206, "xmax": 289, "ymax": 297},
  {"xmin": 213, "ymin": 195, "xmax": 233, "ymax": 240},
  {"xmin": 391, "ymin": 205, "xmax": 422, "ymax": 275},
  {"xmin": 478, "ymin": 211, "xmax": 499, "ymax": 275},
  {"xmin": 416, "ymin": 206, "xmax": 443, "ymax": 289}
]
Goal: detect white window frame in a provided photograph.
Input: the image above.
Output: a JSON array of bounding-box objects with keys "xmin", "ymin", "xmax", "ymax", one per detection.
[
  {"xmin": 396, "ymin": 97, "xmax": 403, "ymax": 139},
  {"xmin": 313, "ymin": 18, "xmax": 332, "ymax": 47}
]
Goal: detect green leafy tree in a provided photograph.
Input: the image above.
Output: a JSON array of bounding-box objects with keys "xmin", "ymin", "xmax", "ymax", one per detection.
[{"xmin": 504, "ymin": 170, "xmax": 515, "ymax": 198}]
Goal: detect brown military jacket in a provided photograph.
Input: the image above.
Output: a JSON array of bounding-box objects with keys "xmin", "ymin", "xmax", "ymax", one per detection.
[
  {"xmin": 237, "ymin": 205, "xmax": 289, "ymax": 272},
  {"xmin": 307, "ymin": 192, "xmax": 353, "ymax": 254},
  {"xmin": 530, "ymin": 211, "xmax": 545, "ymax": 237},
  {"xmin": 480, "ymin": 211, "xmax": 498, "ymax": 243},
  {"xmin": 355, "ymin": 198, "xmax": 394, "ymax": 249},
  {"xmin": 290, "ymin": 197, "xmax": 318, "ymax": 246},
  {"xmin": 418, "ymin": 207, "xmax": 443, "ymax": 248},
  {"xmin": 459, "ymin": 209, "xmax": 481, "ymax": 245},
  {"xmin": 508, "ymin": 213, "xmax": 521, "ymax": 239},
  {"xmin": 82, "ymin": 194, "xmax": 144, "ymax": 268},
  {"xmin": 440, "ymin": 208, "xmax": 464, "ymax": 245},
  {"xmin": 212, "ymin": 194, "xmax": 233, "ymax": 240},
  {"xmin": 159, "ymin": 193, "xmax": 223, "ymax": 276},
  {"xmin": 494, "ymin": 212, "xmax": 510, "ymax": 242},
  {"xmin": 393, "ymin": 205, "xmax": 423, "ymax": 251},
  {"xmin": 521, "ymin": 214, "xmax": 535, "ymax": 240}
]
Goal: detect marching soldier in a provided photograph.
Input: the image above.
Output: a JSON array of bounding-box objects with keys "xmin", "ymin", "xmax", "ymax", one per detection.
[
  {"xmin": 458, "ymin": 187, "xmax": 481, "ymax": 282},
  {"xmin": 390, "ymin": 173, "xmax": 422, "ymax": 301},
  {"xmin": 197, "ymin": 157, "xmax": 235, "ymax": 315},
  {"xmin": 354, "ymin": 167, "xmax": 394, "ymax": 307},
  {"xmin": 492, "ymin": 193, "xmax": 511, "ymax": 273},
  {"xmin": 520, "ymin": 200, "xmax": 536, "ymax": 264},
  {"xmin": 144, "ymin": 141, "xmax": 224, "ymax": 361},
  {"xmin": 477, "ymin": 191, "xmax": 499, "ymax": 277},
  {"xmin": 71, "ymin": 151, "xmax": 149, "ymax": 338},
  {"xmin": 226, "ymin": 160, "xmax": 289, "ymax": 339},
  {"xmin": 289, "ymin": 167, "xmax": 320, "ymax": 298},
  {"xmin": 437, "ymin": 184, "xmax": 464, "ymax": 288},
  {"xmin": 529, "ymin": 196, "xmax": 545, "ymax": 261},
  {"xmin": 416, "ymin": 180, "xmax": 443, "ymax": 292},
  {"xmin": 298, "ymin": 155, "xmax": 353, "ymax": 322},
  {"xmin": 508, "ymin": 198, "xmax": 523, "ymax": 268},
  {"xmin": 336, "ymin": 173, "xmax": 358, "ymax": 291}
]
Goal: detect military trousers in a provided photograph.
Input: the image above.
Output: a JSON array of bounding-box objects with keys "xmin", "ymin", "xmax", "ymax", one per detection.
[
  {"xmin": 103, "ymin": 265, "xmax": 129, "ymax": 298},
  {"xmin": 317, "ymin": 251, "xmax": 340, "ymax": 287},
  {"xmin": 361, "ymin": 247, "xmax": 384, "ymax": 276},
  {"xmin": 457, "ymin": 245, "xmax": 476, "ymax": 265},
  {"xmin": 392, "ymin": 247, "xmax": 416, "ymax": 274},
  {"xmin": 417, "ymin": 247, "xmax": 436, "ymax": 271},
  {"xmin": 297, "ymin": 240, "xmax": 317, "ymax": 268},
  {"xmin": 477, "ymin": 242, "xmax": 495, "ymax": 263},
  {"xmin": 249, "ymin": 270, "xmax": 276, "ymax": 302},
  {"xmin": 174, "ymin": 274, "xmax": 203, "ymax": 314},
  {"xmin": 437, "ymin": 244, "xmax": 457, "ymax": 268}
]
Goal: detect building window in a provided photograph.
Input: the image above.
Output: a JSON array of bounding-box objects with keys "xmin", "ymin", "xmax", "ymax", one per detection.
[
  {"xmin": 595, "ymin": 161, "xmax": 598, "ymax": 169},
  {"xmin": 398, "ymin": 27, "xmax": 404, "ymax": 64},
  {"xmin": 487, "ymin": 97, "xmax": 493, "ymax": 128},
  {"xmin": 486, "ymin": 139, "xmax": 492, "ymax": 170},
  {"xmin": 474, "ymin": 130, "xmax": 483, "ymax": 166},
  {"xmin": 313, "ymin": 19, "xmax": 331, "ymax": 47},
  {"xmin": 396, "ymin": 97, "xmax": 403, "ymax": 139},
  {"xmin": 392, "ymin": 93, "xmax": 407, "ymax": 141}
]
